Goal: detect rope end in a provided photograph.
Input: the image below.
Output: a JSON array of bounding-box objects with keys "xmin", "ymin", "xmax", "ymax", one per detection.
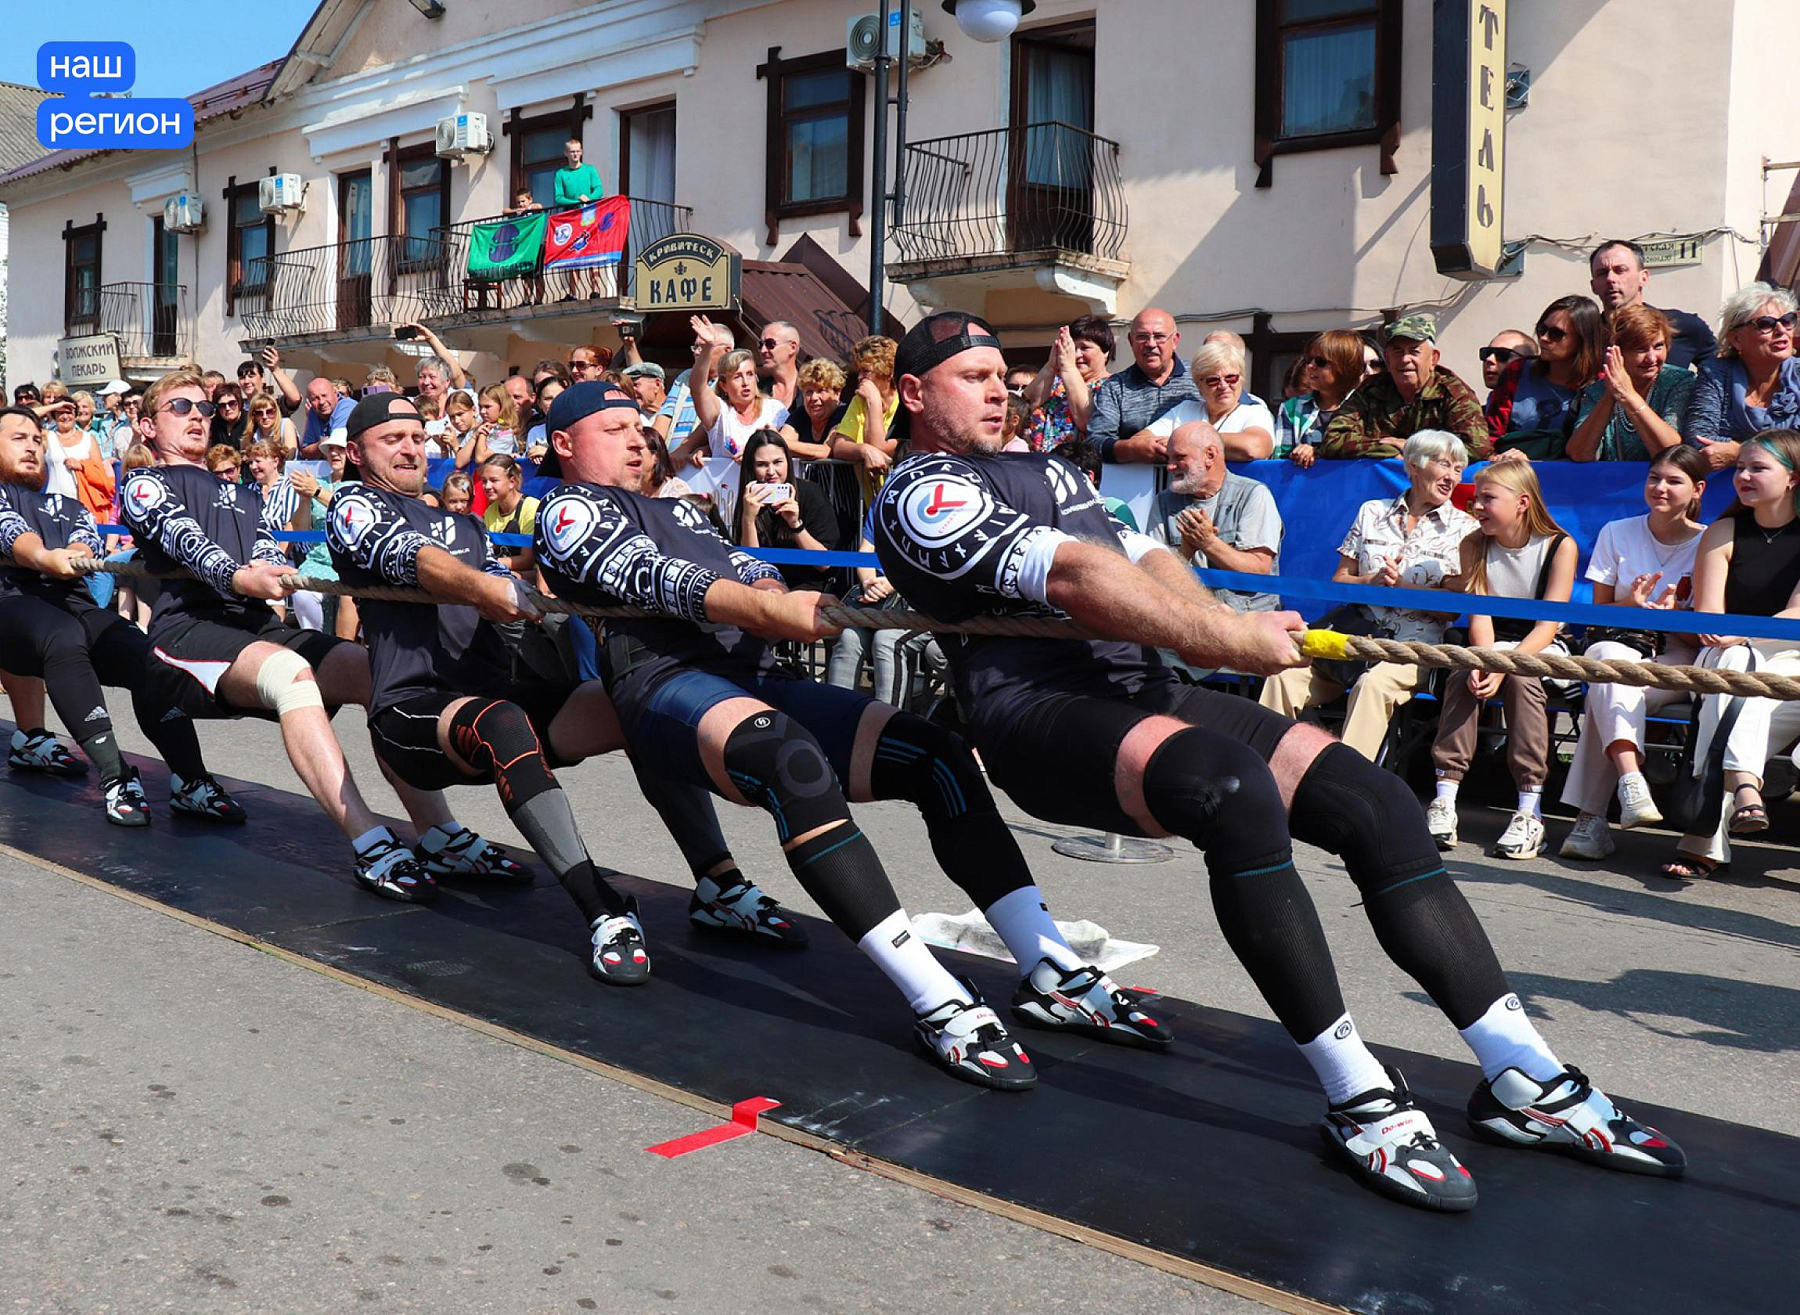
[{"xmin": 1300, "ymin": 629, "xmax": 1352, "ymax": 661}]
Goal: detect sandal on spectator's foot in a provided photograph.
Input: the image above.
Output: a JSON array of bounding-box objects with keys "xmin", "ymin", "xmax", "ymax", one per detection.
[
  {"xmin": 1661, "ymin": 853, "xmax": 1724, "ymax": 880},
  {"xmin": 1728, "ymin": 785, "xmax": 1769, "ymax": 835}
]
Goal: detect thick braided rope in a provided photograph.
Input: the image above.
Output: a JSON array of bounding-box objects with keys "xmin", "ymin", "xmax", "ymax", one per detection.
[{"xmin": 48, "ymin": 557, "xmax": 1800, "ymax": 700}]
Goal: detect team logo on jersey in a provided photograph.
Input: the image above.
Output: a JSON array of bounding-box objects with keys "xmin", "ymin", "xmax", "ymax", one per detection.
[
  {"xmin": 897, "ymin": 473, "xmax": 989, "ymax": 543},
  {"xmin": 1046, "ymin": 457, "xmax": 1082, "ymax": 506},
  {"xmin": 214, "ymin": 483, "xmax": 241, "ymax": 512},
  {"xmin": 332, "ymin": 495, "xmax": 378, "ymax": 548},
  {"xmin": 670, "ymin": 499, "xmax": 708, "ymax": 532},
  {"xmin": 429, "ymin": 517, "xmax": 453, "ymax": 545},
  {"xmin": 123, "ymin": 474, "xmax": 165, "ymax": 516},
  {"xmin": 543, "ymin": 496, "xmax": 594, "ymax": 558}
]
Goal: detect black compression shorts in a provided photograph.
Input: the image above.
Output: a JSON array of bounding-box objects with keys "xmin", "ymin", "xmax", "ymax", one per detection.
[
  {"xmin": 367, "ymin": 683, "xmax": 580, "ymax": 792},
  {"xmin": 148, "ymin": 615, "xmax": 348, "ymax": 721},
  {"xmin": 976, "ymin": 683, "xmax": 1296, "ymax": 836}
]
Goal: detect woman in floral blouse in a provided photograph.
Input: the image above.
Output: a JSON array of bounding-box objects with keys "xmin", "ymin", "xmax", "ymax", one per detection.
[{"xmin": 1022, "ymin": 314, "xmax": 1114, "ymax": 452}]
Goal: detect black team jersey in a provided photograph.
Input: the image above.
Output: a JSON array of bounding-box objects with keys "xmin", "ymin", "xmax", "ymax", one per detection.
[
  {"xmin": 0, "ymin": 483, "xmax": 106, "ymax": 606},
  {"xmin": 325, "ymin": 483, "xmax": 517, "ymax": 716},
  {"xmin": 120, "ymin": 463, "xmax": 289, "ymax": 633},
  {"xmin": 870, "ymin": 451, "xmax": 1173, "ymax": 734},
  {"xmin": 532, "ymin": 483, "xmax": 782, "ymax": 712}
]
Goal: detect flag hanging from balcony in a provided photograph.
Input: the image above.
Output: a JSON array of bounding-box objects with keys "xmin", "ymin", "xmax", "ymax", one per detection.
[
  {"xmin": 544, "ymin": 197, "xmax": 630, "ymax": 272},
  {"xmin": 466, "ymin": 210, "xmax": 547, "ymax": 282}
]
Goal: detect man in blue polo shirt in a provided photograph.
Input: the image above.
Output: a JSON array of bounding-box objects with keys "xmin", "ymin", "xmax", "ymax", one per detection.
[
  {"xmin": 1085, "ymin": 306, "xmax": 1201, "ymax": 464},
  {"xmin": 297, "ymin": 376, "xmax": 356, "ymax": 457}
]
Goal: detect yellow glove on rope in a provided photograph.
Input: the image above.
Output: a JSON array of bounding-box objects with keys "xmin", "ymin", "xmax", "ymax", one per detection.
[{"xmin": 1300, "ymin": 629, "xmax": 1352, "ymax": 661}]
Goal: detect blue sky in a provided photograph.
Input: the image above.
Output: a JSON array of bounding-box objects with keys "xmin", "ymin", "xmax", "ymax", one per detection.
[{"xmin": 0, "ymin": 2, "xmax": 312, "ymax": 100}]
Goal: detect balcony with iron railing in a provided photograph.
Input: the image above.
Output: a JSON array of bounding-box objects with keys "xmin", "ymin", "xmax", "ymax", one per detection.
[
  {"xmin": 239, "ymin": 197, "xmax": 693, "ymax": 350},
  {"xmin": 96, "ymin": 281, "xmax": 191, "ymax": 363},
  {"xmin": 887, "ymin": 122, "xmax": 1130, "ymax": 314}
]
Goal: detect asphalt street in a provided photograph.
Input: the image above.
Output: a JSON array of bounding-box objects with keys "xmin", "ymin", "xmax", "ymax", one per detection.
[{"xmin": 3, "ymin": 693, "xmax": 1798, "ymax": 1313}]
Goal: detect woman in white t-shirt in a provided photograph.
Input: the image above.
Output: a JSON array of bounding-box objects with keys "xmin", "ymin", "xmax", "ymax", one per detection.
[
  {"xmin": 1150, "ymin": 339, "xmax": 1276, "ymax": 461},
  {"xmin": 1558, "ymin": 445, "xmax": 1711, "ymax": 860},
  {"xmin": 687, "ymin": 317, "xmax": 799, "ymax": 462}
]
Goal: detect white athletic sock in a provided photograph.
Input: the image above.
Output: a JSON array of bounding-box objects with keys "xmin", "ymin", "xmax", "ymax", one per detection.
[
  {"xmin": 1434, "ymin": 778, "xmax": 1459, "ymax": 805},
  {"xmin": 1458, "ymin": 993, "xmax": 1564, "ymax": 1084},
  {"xmin": 352, "ymin": 825, "xmax": 397, "ymax": 854},
  {"xmin": 857, "ymin": 910, "xmax": 973, "ymax": 1015},
  {"xmin": 1517, "ymin": 788, "xmax": 1543, "ymax": 817},
  {"xmin": 1298, "ymin": 1013, "xmax": 1391, "ymax": 1106},
  {"xmin": 983, "ymin": 886, "xmax": 1083, "ymax": 974},
  {"xmin": 416, "ymin": 822, "xmax": 467, "ymax": 854}
]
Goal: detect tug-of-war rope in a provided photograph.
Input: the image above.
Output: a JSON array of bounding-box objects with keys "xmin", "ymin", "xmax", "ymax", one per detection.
[{"xmin": 47, "ymin": 555, "xmax": 1800, "ymax": 703}]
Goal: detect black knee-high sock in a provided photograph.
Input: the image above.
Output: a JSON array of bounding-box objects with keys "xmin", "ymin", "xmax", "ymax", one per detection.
[
  {"xmin": 1143, "ymin": 728, "xmax": 1349, "ymax": 1042},
  {"xmin": 630, "ymin": 758, "xmax": 741, "ymax": 891},
  {"xmin": 1289, "ymin": 744, "xmax": 1510, "ymax": 1028},
  {"xmin": 782, "ymin": 821, "xmax": 903, "ymax": 940},
  {"xmin": 40, "ymin": 644, "xmax": 118, "ymax": 780},
  {"xmin": 130, "ymin": 684, "xmax": 207, "ymax": 781}
]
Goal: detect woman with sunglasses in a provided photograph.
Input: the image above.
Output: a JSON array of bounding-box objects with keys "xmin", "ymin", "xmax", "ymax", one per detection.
[
  {"xmin": 1155, "ymin": 339, "xmax": 1275, "ymax": 460},
  {"xmin": 209, "ymin": 383, "xmax": 254, "ymax": 450},
  {"xmin": 245, "ymin": 390, "xmax": 298, "ymax": 460},
  {"xmin": 1682, "ymin": 282, "xmax": 1800, "ymax": 472},
  {"xmin": 1486, "ymin": 295, "xmax": 1606, "ymax": 460},
  {"xmin": 1274, "ymin": 330, "xmax": 1366, "ymax": 467},
  {"xmin": 1568, "ymin": 305, "xmax": 1694, "ymax": 462}
]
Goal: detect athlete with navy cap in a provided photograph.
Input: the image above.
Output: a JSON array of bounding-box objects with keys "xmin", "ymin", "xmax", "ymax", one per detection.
[
  {"xmin": 869, "ymin": 310, "xmax": 1685, "ymax": 1208},
  {"xmin": 534, "ymin": 380, "xmax": 1168, "ymax": 1089}
]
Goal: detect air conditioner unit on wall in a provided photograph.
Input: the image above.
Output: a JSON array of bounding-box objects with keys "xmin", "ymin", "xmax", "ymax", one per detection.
[
  {"xmin": 436, "ymin": 112, "xmax": 492, "ymax": 160},
  {"xmin": 848, "ymin": 9, "xmax": 927, "ymax": 70},
  {"xmin": 258, "ymin": 173, "xmax": 305, "ymax": 215},
  {"xmin": 164, "ymin": 193, "xmax": 205, "ymax": 234}
]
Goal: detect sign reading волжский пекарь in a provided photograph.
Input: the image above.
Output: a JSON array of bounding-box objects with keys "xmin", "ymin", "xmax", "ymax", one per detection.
[
  {"xmin": 57, "ymin": 333, "xmax": 122, "ymax": 389},
  {"xmin": 631, "ymin": 234, "xmax": 742, "ymax": 312}
]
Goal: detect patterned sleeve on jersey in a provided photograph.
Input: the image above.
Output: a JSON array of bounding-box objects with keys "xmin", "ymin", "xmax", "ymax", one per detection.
[
  {"xmin": 326, "ymin": 487, "xmax": 431, "ymax": 587},
  {"xmin": 728, "ymin": 548, "xmax": 784, "ymax": 587},
  {"xmin": 68, "ymin": 502, "xmax": 106, "ymax": 558},
  {"xmin": 477, "ymin": 532, "xmax": 515, "ymax": 580},
  {"xmin": 0, "ymin": 489, "xmax": 29, "ymax": 556},
  {"xmin": 249, "ymin": 484, "xmax": 297, "ymax": 568},
  {"xmin": 119, "ymin": 470, "xmax": 245, "ymax": 598},
  {"xmin": 535, "ymin": 485, "xmax": 719, "ymax": 621},
  {"xmin": 873, "ymin": 455, "xmax": 1074, "ymax": 605}
]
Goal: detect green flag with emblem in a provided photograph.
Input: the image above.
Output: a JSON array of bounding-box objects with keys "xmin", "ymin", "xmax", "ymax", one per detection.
[{"xmin": 466, "ymin": 210, "xmax": 546, "ymax": 282}]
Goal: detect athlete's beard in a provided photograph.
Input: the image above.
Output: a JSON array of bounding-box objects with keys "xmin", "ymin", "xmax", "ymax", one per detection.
[{"xmin": 0, "ymin": 464, "xmax": 45, "ymax": 491}]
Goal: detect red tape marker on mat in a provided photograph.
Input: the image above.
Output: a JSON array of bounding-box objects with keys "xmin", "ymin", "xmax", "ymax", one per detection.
[{"xmin": 645, "ymin": 1097, "xmax": 781, "ymax": 1159}]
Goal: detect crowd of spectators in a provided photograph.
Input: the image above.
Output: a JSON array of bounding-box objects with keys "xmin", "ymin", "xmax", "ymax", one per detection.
[{"xmin": 10, "ymin": 236, "xmax": 1800, "ymax": 879}]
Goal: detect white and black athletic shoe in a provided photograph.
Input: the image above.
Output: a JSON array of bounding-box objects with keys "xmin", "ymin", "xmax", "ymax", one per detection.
[
  {"xmin": 102, "ymin": 769, "xmax": 151, "ymax": 828},
  {"xmin": 915, "ymin": 987, "xmax": 1037, "ymax": 1091},
  {"xmin": 1010, "ymin": 958, "xmax": 1172, "ymax": 1050},
  {"xmin": 1467, "ymin": 1065, "xmax": 1686, "ymax": 1177},
  {"xmin": 589, "ymin": 899, "xmax": 651, "ymax": 986},
  {"xmin": 1320, "ymin": 1066, "xmax": 1478, "ymax": 1212},
  {"xmin": 353, "ymin": 837, "xmax": 438, "ymax": 903},
  {"xmin": 415, "ymin": 827, "xmax": 533, "ymax": 886},
  {"xmin": 9, "ymin": 730, "xmax": 86, "ymax": 777},
  {"xmin": 688, "ymin": 877, "xmax": 809, "ymax": 947},
  {"xmin": 169, "ymin": 772, "xmax": 247, "ymax": 824}
]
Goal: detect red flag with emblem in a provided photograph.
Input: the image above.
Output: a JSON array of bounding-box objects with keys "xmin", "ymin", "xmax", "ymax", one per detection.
[{"xmin": 543, "ymin": 197, "xmax": 630, "ymax": 271}]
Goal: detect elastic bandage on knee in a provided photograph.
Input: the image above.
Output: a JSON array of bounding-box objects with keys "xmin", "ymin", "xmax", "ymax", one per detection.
[
  {"xmin": 255, "ymin": 648, "xmax": 324, "ymax": 716},
  {"xmin": 447, "ymin": 698, "xmax": 556, "ymax": 815},
  {"xmin": 722, "ymin": 710, "xmax": 846, "ymax": 844}
]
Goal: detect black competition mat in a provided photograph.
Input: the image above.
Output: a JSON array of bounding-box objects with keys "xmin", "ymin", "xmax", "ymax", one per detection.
[{"xmin": 2, "ymin": 737, "xmax": 1791, "ymax": 1315}]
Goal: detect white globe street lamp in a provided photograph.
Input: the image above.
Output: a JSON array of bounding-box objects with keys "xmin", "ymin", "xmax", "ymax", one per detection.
[{"xmin": 942, "ymin": 0, "xmax": 1036, "ymax": 44}]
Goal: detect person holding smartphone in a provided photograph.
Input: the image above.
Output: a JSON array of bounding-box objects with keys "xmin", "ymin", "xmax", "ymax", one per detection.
[{"xmin": 734, "ymin": 429, "xmax": 838, "ymax": 589}]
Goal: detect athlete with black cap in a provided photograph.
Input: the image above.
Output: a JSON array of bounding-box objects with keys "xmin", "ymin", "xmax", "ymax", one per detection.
[
  {"xmin": 120, "ymin": 367, "xmax": 507, "ymax": 901},
  {"xmin": 532, "ymin": 379, "xmax": 1168, "ymax": 1090},
  {"xmin": 0, "ymin": 404, "xmax": 240, "ymax": 824},
  {"xmin": 869, "ymin": 310, "xmax": 1685, "ymax": 1208},
  {"xmin": 328, "ymin": 391, "xmax": 783, "ymax": 982}
]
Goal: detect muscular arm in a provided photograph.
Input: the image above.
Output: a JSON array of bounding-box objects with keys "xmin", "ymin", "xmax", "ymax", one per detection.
[{"xmin": 1136, "ymin": 544, "xmax": 1220, "ymax": 608}]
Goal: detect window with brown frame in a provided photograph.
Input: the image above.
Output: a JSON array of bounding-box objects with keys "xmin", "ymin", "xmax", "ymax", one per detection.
[
  {"xmin": 1253, "ymin": 0, "xmax": 1401, "ymax": 187},
  {"xmin": 505, "ymin": 99, "xmax": 593, "ymax": 209},
  {"xmin": 221, "ymin": 175, "xmax": 275, "ymax": 316},
  {"xmin": 62, "ymin": 214, "xmax": 104, "ymax": 336},
  {"xmin": 396, "ymin": 146, "xmax": 450, "ymax": 270},
  {"xmin": 757, "ymin": 47, "xmax": 866, "ymax": 244}
]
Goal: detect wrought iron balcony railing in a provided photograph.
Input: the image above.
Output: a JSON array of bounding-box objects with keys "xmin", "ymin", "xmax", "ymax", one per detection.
[
  {"xmin": 96, "ymin": 281, "xmax": 190, "ymax": 360},
  {"xmin": 239, "ymin": 196, "xmax": 693, "ymax": 341},
  {"xmin": 889, "ymin": 122, "xmax": 1127, "ymax": 267}
]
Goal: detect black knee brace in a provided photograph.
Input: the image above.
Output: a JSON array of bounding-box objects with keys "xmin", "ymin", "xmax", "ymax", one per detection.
[
  {"xmin": 448, "ymin": 698, "xmax": 556, "ymax": 815},
  {"xmin": 870, "ymin": 713, "xmax": 1034, "ymax": 907},
  {"xmin": 722, "ymin": 711, "xmax": 847, "ymax": 844},
  {"xmin": 1288, "ymin": 743, "xmax": 1441, "ymax": 897},
  {"xmin": 1141, "ymin": 728, "xmax": 1291, "ymax": 876}
]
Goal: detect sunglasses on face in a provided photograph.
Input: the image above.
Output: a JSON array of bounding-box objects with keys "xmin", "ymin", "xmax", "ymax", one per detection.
[
  {"xmin": 161, "ymin": 398, "xmax": 217, "ymax": 418},
  {"xmin": 1200, "ymin": 373, "xmax": 1241, "ymax": 388},
  {"xmin": 251, "ymin": 407, "xmax": 277, "ymax": 417},
  {"xmin": 1478, "ymin": 346, "xmax": 1518, "ymax": 364},
  {"xmin": 760, "ymin": 338, "xmax": 790, "ymax": 351},
  {"xmin": 1748, "ymin": 312, "xmax": 1799, "ymax": 334},
  {"xmin": 219, "ymin": 398, "xmax": 241, "ymax": 408},
  {"xmin": 1302, "ymin": 355, "xmax": 1332, "ymax": 370},
  {"xmin": 1537, "ymin": 326, "xmax": 1568, "ymax": 344},
  {"xmin": 568, "ymin": 359, "xmax": 598, "ymax": 371}
]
